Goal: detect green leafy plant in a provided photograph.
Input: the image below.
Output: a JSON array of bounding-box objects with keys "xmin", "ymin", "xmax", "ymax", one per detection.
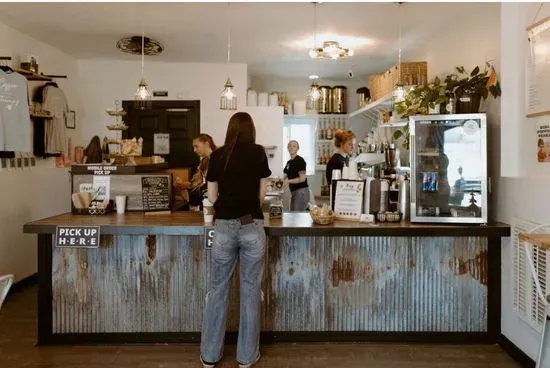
[
  {"xmin": 393, "ymin": 77, "xmax": 449, "ymax": 148},
  {"xmin": 444, "ymin": 64, "xmax": 501, "ymax": 100},
  {"xmin": 394, "ymin": 76, "xmax": 449, "ymax": 119}
]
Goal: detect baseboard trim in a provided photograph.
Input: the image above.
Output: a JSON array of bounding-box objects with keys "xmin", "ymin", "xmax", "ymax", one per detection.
[
  {"xmin": 8, "ymin": 273, "xmax": 38, "ymax": 296},
  {"xmin": 499, "ymin": 334, "xmax": 536, "ymax": 368}
]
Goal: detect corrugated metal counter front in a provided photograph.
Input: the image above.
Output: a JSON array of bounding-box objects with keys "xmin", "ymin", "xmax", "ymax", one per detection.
[{"xmin": 23, "ymin": 212, "xmax": 510, "ymax": 345}]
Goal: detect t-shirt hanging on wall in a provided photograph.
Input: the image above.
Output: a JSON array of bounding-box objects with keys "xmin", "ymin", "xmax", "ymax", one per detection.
[
  {"xmin": 0, "ymin": 70, "xmax": 31, "ymax": 152},
  {"xmin": 42, "ymin": 85, "xmax": 68, "ymax": 154}
]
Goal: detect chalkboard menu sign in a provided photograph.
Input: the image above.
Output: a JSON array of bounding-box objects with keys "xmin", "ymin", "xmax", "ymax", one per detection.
[{"xmin": 141, "ymin": 176, "xmax": 171, "ymax": 212}]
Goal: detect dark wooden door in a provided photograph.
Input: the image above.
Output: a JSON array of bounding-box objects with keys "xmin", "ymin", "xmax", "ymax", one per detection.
[{"xmin": 122, "ymin": 101, "xmax": 200, "ymax": 168}]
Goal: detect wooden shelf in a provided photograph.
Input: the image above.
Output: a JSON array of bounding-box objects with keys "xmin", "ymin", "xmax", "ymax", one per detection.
[
  {"xmin": 519, "ymin": 233, "xmax": 550, "ymax": 250},
  {"xmin": 15, "ymin": 69, "xmax": 52, "ymax": 81},
  {"xmin": 30, "ymin": 113, "xmax": 53, "ymax": 119}
]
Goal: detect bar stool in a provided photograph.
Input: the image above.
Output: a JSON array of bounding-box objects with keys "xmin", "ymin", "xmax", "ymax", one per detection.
[
  {"xmin": 524, "ymin": 225, "xmax": 550, "ymax": 368},
  {"xmin": 0, "ymin": 274, "xmax": 14, "ymax": 311}
]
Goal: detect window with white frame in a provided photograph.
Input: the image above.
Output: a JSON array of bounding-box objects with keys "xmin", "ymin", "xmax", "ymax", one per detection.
[{"xmin": 283, "ymin": 116, "xmax": 316, "ymax": 176}]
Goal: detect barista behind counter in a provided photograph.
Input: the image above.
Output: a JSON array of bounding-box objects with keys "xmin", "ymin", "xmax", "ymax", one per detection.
[{"xmin": 326, "ymin": 129, "xmax": 356, "ymax": 185}]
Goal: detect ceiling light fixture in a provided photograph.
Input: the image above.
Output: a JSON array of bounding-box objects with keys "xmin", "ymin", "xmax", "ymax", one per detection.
[
  {"xmin": 310, "ymin": 40, "xmax": 354, "ymax": 60},
  {"xmin": 307, "ymin": 75, "xmax": 321, "ymax": 110},
  {"xmin": 393, "ymin": 3, "xmax": 405, "ymax": 103},
  {"xmin": 220, "ymin": 2, "xmax": 237, "ymax": 111},
  {"xmin": 134, "ymin": 30, "xmax": 152, "ymax": 110},
  {"xmin": 308, "ymin": 3, "xmax": 354, "ymax": 61}
]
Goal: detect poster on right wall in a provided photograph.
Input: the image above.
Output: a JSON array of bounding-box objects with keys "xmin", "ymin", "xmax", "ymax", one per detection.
[{"xmin": 536, "ymin": 120, "xmax": 550, "ymax": 163}]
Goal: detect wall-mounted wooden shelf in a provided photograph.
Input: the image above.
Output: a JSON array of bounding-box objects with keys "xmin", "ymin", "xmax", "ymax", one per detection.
[
  {"xmin": 519, "ymin": 232, "xmax": 550, "ymax": 250},
  {"xmin": 14, "ymin": 69, "xmax": 68, "ymax": 82},
  {"xmin": 15, "ymin": 69, "xmax": 52, "ymax": 81},
  {"xmin": 30, "ymin": 113, "xmax": 53, "ymax": 119}
]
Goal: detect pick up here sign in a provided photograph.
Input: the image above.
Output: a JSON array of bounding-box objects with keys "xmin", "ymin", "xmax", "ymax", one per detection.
[{"xmin": 55, "ymin": 226, "xmax": 101, "ymax": 248}]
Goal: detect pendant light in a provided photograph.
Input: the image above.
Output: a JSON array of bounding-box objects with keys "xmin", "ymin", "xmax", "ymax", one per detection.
[
  {"xmin": 306, "ymin": 3, "xmax": 321, "ymax": 110},
  {"xmin": 306, "ymin": 75, "xmax": 321, "ymax": 110},
  {"xmin": 393, "ymin": 3, "xmax": 405, "ymax": 102},
  {"xmin": 220, "ymin": 2, "xmax": 237, "ymax": 110},
  {"xmin": 134, "ymin": 29, "xmax": 152, "ymax": 110}
]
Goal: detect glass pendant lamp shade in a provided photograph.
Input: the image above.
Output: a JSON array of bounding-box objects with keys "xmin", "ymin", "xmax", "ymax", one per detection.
[
  {"xmin": 393, "ymin": 83, "xmax": 405, "ymax": 102},
  {"xmin": 134, "ymin": 77, "xmax": 152, "ymax": 110},
  {"xmin": 220, "ymin": 77, "xmax": 237, "ymax": 110},
  {"xmin": 306, "ymin": 78, "xmax": 321, "ymax": 110}
]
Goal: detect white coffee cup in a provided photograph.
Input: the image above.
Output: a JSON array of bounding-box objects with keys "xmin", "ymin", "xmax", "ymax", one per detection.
[
  {"xmin": 331, "ymin": 169, "xmax": 342, "ymax": 181},
  {"xmin": 203, "ymin": 198, "xmax": 214, "ymax": 224},
  {"xmin": 342, "ymin": 166, "xmax": 350, "ymax": 179},
  {"xmin": 115, "ymin": 195, "xmax": 127, "ymax": 214}
]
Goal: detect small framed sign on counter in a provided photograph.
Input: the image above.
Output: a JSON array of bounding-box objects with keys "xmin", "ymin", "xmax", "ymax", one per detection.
[
  {"xmin": 331, "ymin": 179, "xmax": 365, "ymax": 221},
  {"xmin": 55, "ymin": 226, "xmax": 100, "ymax": 248},
  {"xmin": 141, "ymin": 176, "xmax": 171, "ymax": 215}
]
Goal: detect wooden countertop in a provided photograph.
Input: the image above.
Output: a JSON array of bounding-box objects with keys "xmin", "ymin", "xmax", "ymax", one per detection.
[
  {"xmin": 519, "ymin": 233, "xmax": 550, "ymax": 250},
  {"xmin": 24, "ymin": 212, "xmax": 510, "ymax": 237}
]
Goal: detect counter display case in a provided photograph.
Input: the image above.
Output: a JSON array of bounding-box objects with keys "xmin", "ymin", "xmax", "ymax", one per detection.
[{"xmin": 409, "ymin": 114, "xmax": 488, "ymax": 224}]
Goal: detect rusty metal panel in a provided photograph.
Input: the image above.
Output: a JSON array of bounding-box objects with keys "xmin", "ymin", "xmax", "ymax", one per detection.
[
  {"xmin": 266, "ymin": 236, "xmax": 487, "ymax": 332},
  {"xmin": 51, "ymin": 234, "xmax": 488, "ymax": 333},
  {"xmin": 53, "ymin": 235, "xmax": 212, "ymax": 333}
]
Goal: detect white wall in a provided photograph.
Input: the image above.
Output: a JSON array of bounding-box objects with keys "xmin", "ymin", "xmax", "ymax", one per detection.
[
  {"xmin": 497, "ymin": 3, "xmax": 550, "ymax": 360},
  {"xmin": 77, "ymin": 59, "xmax": 248, "ymax": 147},
  {"xmin": 0, "ymin": 20, "xmax": 77, "ymax": 282}
]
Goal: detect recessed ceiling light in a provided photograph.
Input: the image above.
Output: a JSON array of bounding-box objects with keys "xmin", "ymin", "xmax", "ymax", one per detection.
[{"xmin": 309, "ymin": 74, "xmax": 319, "ymax": 80}]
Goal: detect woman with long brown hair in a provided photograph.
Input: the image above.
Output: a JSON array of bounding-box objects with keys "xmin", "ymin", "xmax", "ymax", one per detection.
[
  {"xmin": 185, "ymin": 134, "xmax": 217, "ymax": 210},
  {"xmin": 200, "ymin": 112, "xmax": 271, "ymax": 368}
]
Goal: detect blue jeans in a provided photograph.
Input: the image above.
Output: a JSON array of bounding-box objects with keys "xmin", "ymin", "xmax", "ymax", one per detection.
[{"xmin": 200, "ymin": 218, "xmax": 265, "ymax": 365}]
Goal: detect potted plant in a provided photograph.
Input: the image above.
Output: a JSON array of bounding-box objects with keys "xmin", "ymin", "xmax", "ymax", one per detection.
[
  {"xmin": 444, "ymin": 64, "xmax": 501, "ymax": 113},
  {"xmin": 393, "ymin": 77, "xmax": 449, "ymax": 148}
]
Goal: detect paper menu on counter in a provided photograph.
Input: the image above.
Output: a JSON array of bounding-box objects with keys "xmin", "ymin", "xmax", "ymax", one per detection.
[
  {"xmin": 92, "ymin": 175, "xmax": 111, "ymax": 201},
  {"xmin": 333, "ymin": 179, "xmax": 365, "ymax": 221}
]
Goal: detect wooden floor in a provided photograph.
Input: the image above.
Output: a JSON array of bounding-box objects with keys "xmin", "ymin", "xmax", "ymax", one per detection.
[{"xmin": 0, "ymin": 285, "xmax": 520, "ymax": 368}]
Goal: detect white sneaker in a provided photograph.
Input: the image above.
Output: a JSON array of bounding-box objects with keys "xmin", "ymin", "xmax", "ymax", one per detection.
[
  {"xmin": 200, "ymin": 356, "xmax": 217, "ymax": 368},
  {"xmin": 238, "ymin": 353, "xmax": 260, "ymax": 368}
]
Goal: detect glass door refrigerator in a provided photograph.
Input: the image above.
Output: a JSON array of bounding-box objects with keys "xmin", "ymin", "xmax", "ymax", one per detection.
[{"xmin": 409, "ymin": 113, "xmax": 488, "ymax": 224}]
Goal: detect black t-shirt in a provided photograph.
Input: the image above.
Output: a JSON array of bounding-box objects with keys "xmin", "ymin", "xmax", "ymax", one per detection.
[
  {"xmin": 283, "ymin": 155, "xmax": 309, "ymax": 192},
  {"xmin": 326, "ymin": 153, "xmax": 349, "ymax": 185},
  {"xmin": 206, "ymin": 143, "xmax": 272, "ymax": 219}
]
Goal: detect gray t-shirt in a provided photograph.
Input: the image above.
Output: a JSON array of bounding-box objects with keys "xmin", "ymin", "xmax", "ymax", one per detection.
[{"xmin": 0, "ymin": 70, "xmax": 31, "ymax": 152}]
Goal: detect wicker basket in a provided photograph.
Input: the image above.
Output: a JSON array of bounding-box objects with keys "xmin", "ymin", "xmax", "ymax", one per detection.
[
  {"xmin": 310, "ymin": 212, "xmax": 336, "ymax": 225},
  {"xmin": 368, "ymin": 73, "xmax": 384, "ymax": 101},
  {"xmin": 368, "ymin": 61, "xmax": 428, "ymax": 101}
]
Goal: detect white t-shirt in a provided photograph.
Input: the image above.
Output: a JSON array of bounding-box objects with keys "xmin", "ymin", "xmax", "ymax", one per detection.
[{"xmin": 0, "ymin": 70, "xmax": 31, "ymax": 152}]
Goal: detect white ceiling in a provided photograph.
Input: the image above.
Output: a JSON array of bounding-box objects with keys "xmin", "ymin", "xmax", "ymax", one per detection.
[{"xmin": 0, "ymin": 2, "xmax": 498, "ymax": 79}]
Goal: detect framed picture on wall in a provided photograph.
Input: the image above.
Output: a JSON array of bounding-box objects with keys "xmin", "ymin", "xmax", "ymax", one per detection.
[{"xmin": 65, "ymin": 110, "xmax": 76, "ymax": 129}]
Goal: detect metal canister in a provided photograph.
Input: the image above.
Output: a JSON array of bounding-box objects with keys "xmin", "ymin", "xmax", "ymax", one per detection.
[
  {"xmin": 331, "ymin": 86, "xmax": 348, "ymax": 114},
  {"xmin": 318, "ymin": 86, "xmax": 332, "ymax": 114},
  {"xmin": 356, "ymin": 87, "xmax": 371, "ymax": 109},
  {"xmin": 398, "ymin": 177, "xmax": 410, "ymax": 220}
]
